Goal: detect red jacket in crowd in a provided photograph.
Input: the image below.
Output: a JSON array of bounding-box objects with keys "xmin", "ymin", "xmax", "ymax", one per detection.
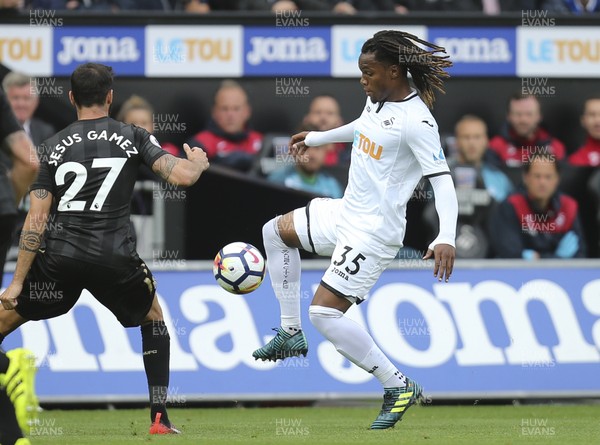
[
  {"xmin": 489, "ymin": 126, "xmax": 566, "ymax": 166},
  {"xmin": 188, "ymin": 120, "xmax": 262, "ymax": 160},
  {"xmin": 568, "ymin": 137, "xmax": 600, "ymax": 167}
]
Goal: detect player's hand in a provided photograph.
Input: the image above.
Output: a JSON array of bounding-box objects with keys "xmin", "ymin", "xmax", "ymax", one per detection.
[
  {"xmin": 423, "ymin": 243, "xmax": 455, "ymax": 282},
  {"xmin": 0, "ymin": 282, "xmax": 22, "ymax": 310},
  {"xmin": 183, "ymin": 143, "xmax": 209, "ymax": 173},
  {"xmin": 289, "ymin": 131, "xmax": 310, "ymax": 156}
]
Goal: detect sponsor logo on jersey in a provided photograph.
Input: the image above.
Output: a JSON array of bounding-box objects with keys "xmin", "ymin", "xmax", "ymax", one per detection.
[
  {"xmin": 54, "ymin": 27, "xmax": 144, "ymax": 75},
  {"xmin": 428, "ymin": 27, "xmax": 516, "ymax": 76},
  {"xmin": 244, "ymin": 27, "xmax": 330, "ymax": 76},
  {"xmin": 353, "ymin": 130, "xmax": 383, "ymax": 160}
]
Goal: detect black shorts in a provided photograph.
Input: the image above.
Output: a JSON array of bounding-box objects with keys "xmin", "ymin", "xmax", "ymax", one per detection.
[{"xmin": 15, "ymin": 252, "xmax": 156, "ymax": 327}]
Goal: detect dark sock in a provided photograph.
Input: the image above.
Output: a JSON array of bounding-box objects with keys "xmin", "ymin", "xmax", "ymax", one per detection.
[
  {"xmin": 0, "ymin": 351, "xmax": 9, "ymax": 374},
  {"xmin": 0, "ymin": 388, "xmax": 24, "ymax": 445},
  {"xmin": 141, "ymin": 320, "xmax": 171, "ymax": 426}
]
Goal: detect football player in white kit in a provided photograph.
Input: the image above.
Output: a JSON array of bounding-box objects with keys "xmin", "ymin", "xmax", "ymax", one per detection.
[{"xmin": 253, "ymin": 30, "xmax": 458, "ymax": 429}]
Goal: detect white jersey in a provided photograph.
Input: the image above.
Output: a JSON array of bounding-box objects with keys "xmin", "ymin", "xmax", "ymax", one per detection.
[{"xmin": 341, "ymin": 90, "xmax": 450, "ymax": 247}]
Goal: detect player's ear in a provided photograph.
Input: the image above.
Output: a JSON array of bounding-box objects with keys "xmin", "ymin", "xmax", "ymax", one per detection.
[
  {"xmin": 68, "ymin": 91, "xmax": 76, "ymax": 107},
  {"xmin": 106, "ymin": 89, "xmax": 113, "ymax": 106},
  {"xmin": 389, "ymin": 64, "xmax": 401, "ymax": 80}
]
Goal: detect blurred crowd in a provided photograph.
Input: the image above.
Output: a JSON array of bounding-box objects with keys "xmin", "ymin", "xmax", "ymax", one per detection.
[
  {"xmin": 0, "ymin": 0, "xmax": 599, "ymax": 13},
  {"xmin": 2, "ymin": 70, "xmax": 600, "ymax": 260}
]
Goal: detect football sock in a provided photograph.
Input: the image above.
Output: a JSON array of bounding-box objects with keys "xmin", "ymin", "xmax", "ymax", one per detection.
[
  {"xmin": 0, "ymin": 388, "xmax": 23, "ymax": 445},
  {"xmin": 0, "ymin": 351, "xmax": 9, "ymax": 374},
  {"xmin": 309, "ymin": 305, "xmax": 406, "ymax": 388},
  {"xmin": 141, "ymin": 321, "xmax": 171, "ymax": 425},
  {"xmin": 263, "ymin": 218, "xmax": 302, "ymax": 334}
]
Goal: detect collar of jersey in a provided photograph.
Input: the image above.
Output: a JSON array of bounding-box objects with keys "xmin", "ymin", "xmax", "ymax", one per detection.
[{"xmin": 374, "ymin": 90, "xmax": 419, "ymax": 113}]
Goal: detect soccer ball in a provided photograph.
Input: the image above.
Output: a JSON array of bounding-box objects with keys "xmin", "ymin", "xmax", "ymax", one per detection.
[{"xmin": 213, "ymin": 242, "xmax": 266, "ymax": 294}]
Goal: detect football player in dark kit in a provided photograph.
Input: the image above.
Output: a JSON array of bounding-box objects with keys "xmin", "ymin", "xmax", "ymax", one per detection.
[{"xmin": 0, "ymin": 63, "xmax": 209, "ymax": 435}]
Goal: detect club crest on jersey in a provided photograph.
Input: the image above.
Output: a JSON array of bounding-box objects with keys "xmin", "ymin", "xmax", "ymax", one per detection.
[
  {"xmin": 354, "ymin": 130, "xmax": 383, "ymax": 160},
  {"xmin": 381, "ymin": 117, "xmax": 395, "ymax": 129}
]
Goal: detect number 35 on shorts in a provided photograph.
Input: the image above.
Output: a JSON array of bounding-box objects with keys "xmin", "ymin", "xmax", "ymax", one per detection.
[{"xmin": 331, "ymin": 245, "xmax": 366, "ymax": 280}]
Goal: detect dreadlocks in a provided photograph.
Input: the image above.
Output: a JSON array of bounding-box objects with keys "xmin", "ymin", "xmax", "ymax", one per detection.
[{"xmin": 361, "ymin": 30, "xmax": 453, "ymax": 109}]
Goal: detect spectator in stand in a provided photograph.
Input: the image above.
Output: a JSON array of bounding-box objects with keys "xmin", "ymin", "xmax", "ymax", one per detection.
[
  {"xmin": 302, "ymin": 95, "xmax": 349, "ymax": 166},
  {"xmin": 242, "ymin": 0, "xmax": 357, "ymax": 13},
  {"xmin": 2, "ymin": 72, "xmax": 55, "ymax": 149},
  {"xmin": 490, "ymin": 153, "xmax": 585, "ymax": 259},
  {"xmin": 0, "ymin": 0, "xmax": 23, "ymax": 9},
  {"xmin": 117, "ymin": 95, "xmax": 180, "ymax": 156},
  {"xmin": 3, "ymin": 72, "xmax": 55, "ymax": 260},
  {"xmin": 268, "ymin": 124, "xmax": 343, "ymax": 198},
  {"xmin": 181, "ymin": 0, "xmax": 212, "ymax": 12},
  {"xmin": 0, "ymin": 90, "xmax": 38, "ymax": 287},
  {"xmin": 395, "ymin": 0, "xmax": 535, "ymax": 12},
  {"xmin": 541, "ymin": 0, "xmax": 600, "ymax": 13},
  {"xmin": 425, "ymin": 115, "xmax": 512, "ymax": 258},
  {"xmin": 117, "ymin": 95, "xmax": 179, "ymax": 235},
  {"xmin": 187, "ymin": 80, "xmax": 262, "ymax": 172},
  {"xmin": 489, "ymin": 93, "xmax": 566, "ymax": 167},
  {"xmin": 568, "ymin": 96, "xmax": 600, "ymax": 167},
  {"xmin": 570, "ymin": 96, "xmax": 600, "ymax": 246}
]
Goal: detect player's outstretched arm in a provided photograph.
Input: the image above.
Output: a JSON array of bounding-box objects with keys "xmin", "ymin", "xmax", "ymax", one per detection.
[
  {"xmin": 423, "ymin": 174, "xmax": 458, "ymax": 282},
  {"xmin": 0, "ymin": 188, "xmax": 52, "ymax": 310},
  {"xmin": 290, "ymin": 119, "xmax": 358, "ymax": 156},
  {"xmin": 6, "ymin": 130, "xmax": 39, "ymax": 204},
  {"xmin": 152, "ymin": 143, "xmax": 209, "ymax": 187}
]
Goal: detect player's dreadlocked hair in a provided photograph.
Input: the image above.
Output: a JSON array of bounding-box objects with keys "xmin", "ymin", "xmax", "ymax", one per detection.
[{"xmin": 361, "ymin": 30, "xmax": 452, "ymax": 109}]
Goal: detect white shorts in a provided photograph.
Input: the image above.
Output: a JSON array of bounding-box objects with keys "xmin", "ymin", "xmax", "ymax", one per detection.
[{"xmin": 292, "ymin": 198, "xmax": 399, "ymax": 303}]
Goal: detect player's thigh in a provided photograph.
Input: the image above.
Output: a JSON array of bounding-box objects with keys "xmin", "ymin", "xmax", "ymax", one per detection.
[
  {"xmin": 0, "ymin": 306, "xmax": 27, "ymax": 336},
  {"xmin": 311, "ymin": 284, "xmax": 353, "ymax": 313},
  {"xmin": 14, "ymin": 253, "xmax": 83, "ymax": 323},
  {"xmin": 88, "ymin": 258, "xmax": 156, "ymax": 328},
  {"xmin": 292, "ymin": 197, "xmax": 341, "ymax": 256},
  {"xmin": 320, "ymin": 231, "xmax": 398, "ymax": 305}
]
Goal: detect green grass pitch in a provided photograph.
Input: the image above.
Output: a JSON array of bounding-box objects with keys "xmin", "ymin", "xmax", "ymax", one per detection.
[{"xmin": 29, "ymin": 404, "xmax": 600, "ymax": 445}]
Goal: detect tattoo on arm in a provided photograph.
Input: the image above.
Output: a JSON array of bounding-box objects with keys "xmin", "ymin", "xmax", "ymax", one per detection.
[
  {"xmin": 33, "ymin": 189, "xmax": 49, "ymax": 199},
  {"xmin": 19, "ymin": 230, "xmax": 43, "ymax": 253},
  {"xmin": 155, "ymin": 155, "xmax": 178, "ymax": 182}
]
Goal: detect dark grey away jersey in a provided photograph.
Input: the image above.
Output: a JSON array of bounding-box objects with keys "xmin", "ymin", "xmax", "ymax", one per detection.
[{"xmin": 32, "ymin": 117, "xmax": 167, "ymax": 265}]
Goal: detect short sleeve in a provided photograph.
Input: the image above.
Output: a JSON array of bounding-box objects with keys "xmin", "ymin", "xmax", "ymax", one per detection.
[
  {"xmin": 30, "ymin": 159, "xmax": 54, "ymax": 194},
  {"xmin": 135, "ymin": 126, "xmax": 168, "ymax": 167},
  {"xmin": 405, "ymin": 115, "xmax": 450, "ymax": 177}
]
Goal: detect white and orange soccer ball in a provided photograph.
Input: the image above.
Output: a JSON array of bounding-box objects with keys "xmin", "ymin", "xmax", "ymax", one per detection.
[{"xmin": 213, "ymin": 242, "xmax": 266, "ymax": 294}]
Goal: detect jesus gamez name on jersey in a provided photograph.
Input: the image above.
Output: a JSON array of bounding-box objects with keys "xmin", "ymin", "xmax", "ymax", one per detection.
[{"xmin": 48, "ymin": 130, "xmax": 139, "ymax": 166}]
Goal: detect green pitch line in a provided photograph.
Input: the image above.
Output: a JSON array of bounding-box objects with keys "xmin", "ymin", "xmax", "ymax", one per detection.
[{"xmin": 28, "ymin": 404, "xmax": 600, "ymax": 445}]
